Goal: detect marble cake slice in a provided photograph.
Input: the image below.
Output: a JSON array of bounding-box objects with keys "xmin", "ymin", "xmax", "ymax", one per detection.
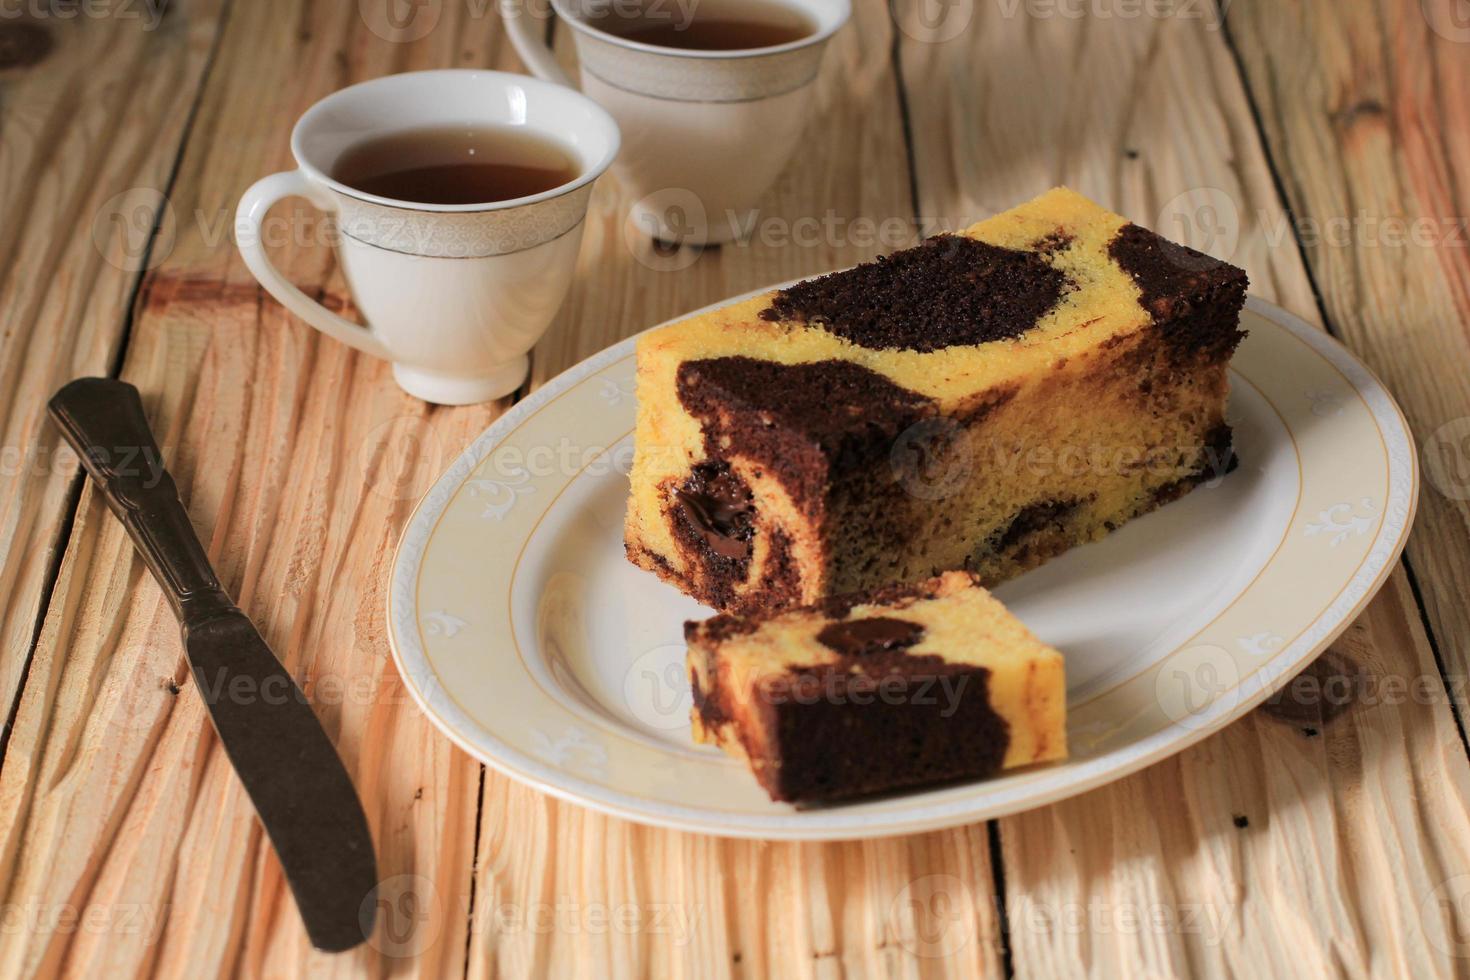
[
  {"xmin": 626, "ymin": 187, "xmax": 1248, "ymax": 615},
  {"xmin": 685, "ymin": 571, "xmax": 1066, "ymax": 804}
]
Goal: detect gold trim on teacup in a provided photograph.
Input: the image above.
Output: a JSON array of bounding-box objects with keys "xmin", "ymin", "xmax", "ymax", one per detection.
[
  {"xmin": 338, "ymin": 216, "xmax": 588, "ymax": 260},
  {"xmin": 330, "ymin": 184, "xmax": 595, "ymax": 258},
  {"xmin": 553, "ymin": 0, "xmax": 849, "ymax": 62},
  {"xmin": 579, "ymin": 64, "xmax": 818, "ymax": 104},
  {"xmin": 570, "ymin": 26, "xmax": 829, "ymax": 102}
]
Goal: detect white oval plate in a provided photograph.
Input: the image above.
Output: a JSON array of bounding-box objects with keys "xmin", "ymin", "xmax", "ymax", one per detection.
[{"xmin": 388, "ymin": 295, "xmax": 1417, "ymax": 840}]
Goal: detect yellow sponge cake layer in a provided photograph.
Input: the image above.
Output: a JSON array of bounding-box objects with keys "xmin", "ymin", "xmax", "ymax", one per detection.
[{"xmin": 627, "ymin": 187, "xmax": 1247, "ymax": 614}]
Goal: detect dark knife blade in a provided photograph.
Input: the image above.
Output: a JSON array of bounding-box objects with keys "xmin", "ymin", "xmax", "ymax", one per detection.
[
  {"xmin": 48, "ymin": 377, "xmax": 378, "ymax": 953},
  {"xmin": 186, "ymin": 612, "xmax": 378, "ymax": 951}
]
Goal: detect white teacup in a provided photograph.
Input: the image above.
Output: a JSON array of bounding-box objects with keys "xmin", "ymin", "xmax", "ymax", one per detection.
[
  {"xmin": 235, "ymin": 70, "xmax": 620, "ymax": 405},
  {"xmin": 502, "ymin": 0, "xmax": 850, "ymax": 245}
]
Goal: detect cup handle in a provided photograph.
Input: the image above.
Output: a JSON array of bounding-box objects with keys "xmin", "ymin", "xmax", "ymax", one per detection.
[
  {"xmin": 500, "ymin": 0, "xmax": 575, "ymax": 87},
  {"xmin": 234, "ymin": 170, "xmax": 391, "ymax": 360}
]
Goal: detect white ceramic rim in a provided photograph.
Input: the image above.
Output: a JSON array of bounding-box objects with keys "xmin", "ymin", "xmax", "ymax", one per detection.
[
  {"xmin": 386, "ymin": 293, "xmax": 1419, "ymax": 840},
  {"xmin": 290, "ymin": 69, "xmax": 621, "ymax": 214},
  {"xmin": 550, "ymin": 0, "xmax": 852, "ymax": 59}
]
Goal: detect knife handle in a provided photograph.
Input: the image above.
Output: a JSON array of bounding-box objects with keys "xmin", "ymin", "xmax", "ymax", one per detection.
[{"xmin": 48, "ymin": 378, "xmax": 236, "ymax": 627}]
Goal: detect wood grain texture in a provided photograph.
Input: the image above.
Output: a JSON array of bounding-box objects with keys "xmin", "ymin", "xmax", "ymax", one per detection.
[
  {"xmin": 2, "ymin": 0, "xmax": 1468, "ymax": 976},
  {"xmin": 0, "ymin": 1, "xmax": 526, "ymax": 975},
  {"xmin": 1229, "ymin": 0, "xmax": 1470, "ymax": 737},
  {"xmin": 898, "ymin": 1, "xmax": 1470, "ymax": 975},
  {"xmin": 0, "ymin": 0, "xmax": 226, "ymax": 770}
]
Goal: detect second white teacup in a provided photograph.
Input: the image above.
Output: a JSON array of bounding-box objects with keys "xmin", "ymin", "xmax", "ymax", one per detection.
[
  {"xmin": 502, "ymin": 0, "xmax": 851, "ymax": 245},
  {"xmin": 235, "ymin": 70, "xmax": 620, "ymax": 405}
]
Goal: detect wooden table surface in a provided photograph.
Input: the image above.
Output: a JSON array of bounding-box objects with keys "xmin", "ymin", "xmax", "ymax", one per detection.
[{"xmin": 2, "ymin": 0, "xmax": 1468, "ymax": 975}]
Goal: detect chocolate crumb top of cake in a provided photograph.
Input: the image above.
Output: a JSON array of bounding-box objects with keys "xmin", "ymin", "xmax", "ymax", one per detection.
[
  {"xmin": 1108, "ymin": 223, "xmax": 1247, "ymax": 322},
  {"xmin": 677, "ymin": 357, "xmax": 933, "ymax": 441},
  {"xmin": 758, "ymin": 235, "xmax": 1068, "ymax": 353},
  {"xmin": 816, "ymin": 617, "xmax": 925, "ymax": 658},
  {"xmin": 676, "ymin": 358, "xmax": 937, "ymax": 508}
]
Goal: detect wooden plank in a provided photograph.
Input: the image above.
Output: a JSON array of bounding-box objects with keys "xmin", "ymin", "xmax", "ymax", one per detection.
[
  {"xmin": 7, "ymin": 1, "xmax": 1462, "ymax": 976},
  {"xmin": 1228, "ymin": 0, "xmax": 1470, "ymax": 735},
  {"xmin": 0, "ymin": 1, "xmax": 536, "ymax": 974},
  {"xmin": 896, "ymin": 2, "xmax": 1470, "ymax": 976},
  {"xmin": 0, "ymin": 0, "xmax": 226, "ymax": 761},
  {"xmin": 466, "ymin": 3, "xmax": 1009, "ymax": 977}
]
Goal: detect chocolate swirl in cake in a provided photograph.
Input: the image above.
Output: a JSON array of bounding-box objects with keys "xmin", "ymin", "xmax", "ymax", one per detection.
[
  {"xmin": 758, "ymin": 235, "xmax": 1068, "ymax": 353},
  {"xmin": 1108, "ymin": 223, "xmax": 1248, "ymax": 362},
  {"xmin": 676, "ymin": 357, "xmax": 935, "ymax": 510}
]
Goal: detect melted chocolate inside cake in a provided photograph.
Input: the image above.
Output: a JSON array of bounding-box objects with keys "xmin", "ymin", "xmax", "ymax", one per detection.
[{"xmin": 673, "ymin": 461, "xmax": 756, "ymax": 561}]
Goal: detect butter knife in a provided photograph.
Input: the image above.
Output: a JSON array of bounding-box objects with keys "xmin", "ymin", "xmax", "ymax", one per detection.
[{"xmin": 48, "ymin": 378, "xmax": 377, "ymax": 953}]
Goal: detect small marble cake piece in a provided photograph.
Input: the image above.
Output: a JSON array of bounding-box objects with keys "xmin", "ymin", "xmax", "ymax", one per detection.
[
  {"xmin": 685, "ymin": 571, "xmax": 1066, "ymax": 804},
  {"xmin": 626, "ymin": 187, "xmax": 1247, "ymax": 615}
]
